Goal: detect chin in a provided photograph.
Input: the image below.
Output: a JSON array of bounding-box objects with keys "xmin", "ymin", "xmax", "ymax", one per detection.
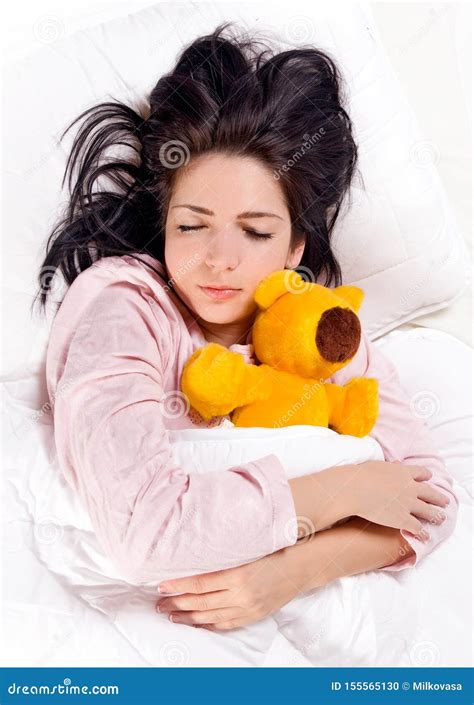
[{"xmin": 198, "ymin": 306, "xmax": 241, "ymax": 323}]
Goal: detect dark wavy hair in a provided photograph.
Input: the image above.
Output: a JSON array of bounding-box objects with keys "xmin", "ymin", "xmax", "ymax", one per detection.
[{"xmin": 33, "ymin": 21, "xmax": 360, "ymax": 315}]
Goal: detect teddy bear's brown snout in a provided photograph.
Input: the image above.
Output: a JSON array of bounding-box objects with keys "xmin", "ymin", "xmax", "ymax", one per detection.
[{"xmin": 315, "ymin": 306, "xmax": 361, "ymax": 363}]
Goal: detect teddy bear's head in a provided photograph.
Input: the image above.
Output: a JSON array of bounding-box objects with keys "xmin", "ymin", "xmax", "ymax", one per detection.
[{"xmin": 252, "ymin": 269, "xmax": 364, "ymax": 380}]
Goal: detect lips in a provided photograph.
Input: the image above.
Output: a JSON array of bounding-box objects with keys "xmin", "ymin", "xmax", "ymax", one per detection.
[{"xmin": 199, "ymin": 286, "xmax": 242, "ymax": 301}]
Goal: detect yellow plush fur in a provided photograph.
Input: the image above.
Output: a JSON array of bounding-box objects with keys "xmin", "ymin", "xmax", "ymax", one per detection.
[{"xmin": 180, "ymin": 270, "xmax": 379, "ymax": 437}]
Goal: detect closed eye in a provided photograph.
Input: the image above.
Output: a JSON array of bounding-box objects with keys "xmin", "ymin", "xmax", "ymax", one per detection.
[
  {"xmin": 177, "ymin": 225, "xmax": 273, "ymax": 240},
  {"xmin": 244, "ymin": 228, "xmax": 274, "ymax": 240},
  {"xmin": 177, "ymin": 225, "xmax": 206, "ymax": 232}
]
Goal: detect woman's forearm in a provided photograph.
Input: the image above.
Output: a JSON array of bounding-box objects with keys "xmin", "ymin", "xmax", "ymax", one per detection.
[
  {"xmin": 288, "ymin": 463, "xmax": 355, "ymax": 534},
  {"xmin": 281, "ymin": 516, "xmax": 415, "ymax": 590}
]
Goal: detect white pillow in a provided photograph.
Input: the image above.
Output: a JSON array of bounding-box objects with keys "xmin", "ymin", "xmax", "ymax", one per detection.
[
  {"xmin": 2, "ymin": 1, "xmax": 468, "ymax": 380},
  {"xmin": 4, "ymin": 408, "xmax": 383, "ymax": 584}
]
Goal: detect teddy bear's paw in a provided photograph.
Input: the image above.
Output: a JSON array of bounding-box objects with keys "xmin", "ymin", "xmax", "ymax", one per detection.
[
  {"xmin": 181, "ymin": 343, "xmax": 247, "ymax": 417},
  {"xmin": 338, "ymin": 377, "xmax": 379, "ymax": 438}
]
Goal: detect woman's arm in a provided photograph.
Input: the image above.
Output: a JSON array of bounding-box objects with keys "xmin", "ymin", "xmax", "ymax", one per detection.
[
  {"xmin": 154, "ymin": 517, "xmax": 417, "ymax": 629},
  {"xmin": 287, "ymin": 463, "xmax": 356, "ymax": 534},
  {"xmin": 47, "ymin": 279, "xmax": 301, "ymax": 585},
  {"xmin": 282, "ymin": 516, "xmax": 416, "ymax": 590},
  {"xmin": 328, "ymin": 328, "xmax": 459, "ymax": 572}
]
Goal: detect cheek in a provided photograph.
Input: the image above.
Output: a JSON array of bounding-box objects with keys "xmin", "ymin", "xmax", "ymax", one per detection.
[
  {"xmin": 244, "ymin": 241, "xmax": 288, "ymax": 276},
  {"xmin": 165, "ymin": 235, "xmax": 199, "ymax": 275}
]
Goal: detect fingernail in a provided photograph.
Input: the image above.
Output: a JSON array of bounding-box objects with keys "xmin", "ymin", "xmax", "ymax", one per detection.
[{"xmin": 158, "ymin": 583, "xmax": 171, "ymax": 593}]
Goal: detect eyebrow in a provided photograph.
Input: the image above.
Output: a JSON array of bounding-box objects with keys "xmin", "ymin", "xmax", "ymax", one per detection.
[{"xmin": 171, "ymin": 204, "xmax": 284, "ymax": 220}]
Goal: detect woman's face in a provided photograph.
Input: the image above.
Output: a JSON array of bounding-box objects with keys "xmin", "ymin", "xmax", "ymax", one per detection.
[{"xmin": 164, "ymin": 152, "xmax": 305, "ymax": 343}]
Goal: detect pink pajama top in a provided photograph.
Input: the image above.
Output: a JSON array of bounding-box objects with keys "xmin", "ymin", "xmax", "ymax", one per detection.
[{"xmin": 46, "ymin": 254, "xmax": 459, "ymax": 583}]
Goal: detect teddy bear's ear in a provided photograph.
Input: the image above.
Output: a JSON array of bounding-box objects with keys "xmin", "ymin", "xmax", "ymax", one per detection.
[
  {"xmin": 254, "ymin": 269, "xmax": 305, "ymax": 310},
  {"xmin": 333, "ymin": 285, "xmax": 364, "ymax": 313}
]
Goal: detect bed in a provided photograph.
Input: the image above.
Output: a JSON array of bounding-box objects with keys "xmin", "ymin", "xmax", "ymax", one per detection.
[{"xmin": 2, "ymin": 1, "xmax": 472, "ymax": 667}]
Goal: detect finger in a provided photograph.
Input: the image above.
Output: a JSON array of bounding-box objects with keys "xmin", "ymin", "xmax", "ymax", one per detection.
[
  {"xmin": 411, "ymin": 499, "xmax": 447, "ymax": 524},
  {"xmin": 167, "ymin": 607, "xmax": 242, "ymax": 626},
  {"xmin": 157, "ymin": 590, "xmax": 230, "ymax": 614},
  {"xmin": 404, "ymin": 516, "xmax": 430, "ymax": 541},
  {"xmin": 201, "ymin": 611, "xmax": 269, "ymax": 631},
  {"xmin": 417, "ymin": 483, "xmax": 450, "ymax": 508},
  {"xmin": 207, "ymin": 620, "xmax": 245, "ymax": 631},
  {"xmin": 410, "ymin": 465, "xmax": 433, "ymax": 481},
  {"xmin": 157, "ymin": 571, "xmax": 229, "ymax": 595}
]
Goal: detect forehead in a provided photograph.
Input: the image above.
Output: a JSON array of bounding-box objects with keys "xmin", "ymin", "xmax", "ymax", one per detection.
[{"xmin": 169, "ymin": 153, "xmax": 288, "ymax": 216}]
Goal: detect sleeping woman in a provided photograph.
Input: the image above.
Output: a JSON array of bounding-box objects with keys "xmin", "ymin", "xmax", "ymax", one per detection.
[{"xmin": 34, "ymin": 23, "xmax": 458, "ymax": 632}]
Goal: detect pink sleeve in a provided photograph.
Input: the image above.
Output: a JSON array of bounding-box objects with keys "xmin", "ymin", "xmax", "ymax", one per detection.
[
  {"xmin": 48, "ymin": 283, "xmax": 298, "ymax": 584},
  {"xmin": 330, "ymin": 329, "xmax": 459, "ymax": 572}
]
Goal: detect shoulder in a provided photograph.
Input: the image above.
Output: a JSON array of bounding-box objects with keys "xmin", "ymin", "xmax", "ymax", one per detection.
[
  {"xmin": 46, "ymin": 257, "xmax": 184, "ymax": 390},
  {"xmin": 74, "ymin": 253, "xmax": 171, "ymax": 301},
  {"xmin": 46, "ymin": 255, "xmax": 180, "ymax": 380},
  {"xmin": 53, "ymin": 253, "xmax": 177, "ymax": 327}
]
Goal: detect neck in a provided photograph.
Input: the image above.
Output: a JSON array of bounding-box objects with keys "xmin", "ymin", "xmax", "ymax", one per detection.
[{"xmin": 198, "ymin": 316, "xmax": 254, "ymax": 348}]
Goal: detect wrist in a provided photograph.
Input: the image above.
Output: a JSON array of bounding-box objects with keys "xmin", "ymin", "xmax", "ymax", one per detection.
[
  {"xmin": 311, "ymin": 463, "xmax": 356, "ymax": 532},
  {"xmin": 334, "ymin": 462, "xmax": 358, "ymax": 519},
  {"xmin": 280, "ymin": 534, "xmax": 329, "ymax": 592}
]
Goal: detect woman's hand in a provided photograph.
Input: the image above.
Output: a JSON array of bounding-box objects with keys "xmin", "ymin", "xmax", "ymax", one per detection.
[
  {"xmin": 346, "ymin": 460, "xmax": 450, "ymax": 539},
  {"xmin": 155, "ymin": 544, "xmax": 314, "ymax": 631}
]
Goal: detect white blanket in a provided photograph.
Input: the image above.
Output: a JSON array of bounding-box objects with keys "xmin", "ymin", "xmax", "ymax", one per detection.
[{"xmin": 2, "ymin": 328, "xmax": 472, "ymax": 667}]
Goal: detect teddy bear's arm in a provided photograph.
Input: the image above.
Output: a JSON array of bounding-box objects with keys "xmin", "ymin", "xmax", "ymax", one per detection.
[{"xmin": 181, "ymin": 343, "xmax": 273, "ymax": 421}]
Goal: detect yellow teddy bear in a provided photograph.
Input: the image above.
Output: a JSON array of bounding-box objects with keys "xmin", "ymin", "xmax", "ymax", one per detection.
[{"xmin": 180, "ymin": 269, "xmax": 379, "ymax": 437}]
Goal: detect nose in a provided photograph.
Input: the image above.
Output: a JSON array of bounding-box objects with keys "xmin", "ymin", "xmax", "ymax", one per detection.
[
  {"xmin": 316, "ymin": 307, "xmax": 361, "ymax": 363},
  {"xmin": 204, "ymin": 230, "xmax": 239, "ymax": 271}
]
